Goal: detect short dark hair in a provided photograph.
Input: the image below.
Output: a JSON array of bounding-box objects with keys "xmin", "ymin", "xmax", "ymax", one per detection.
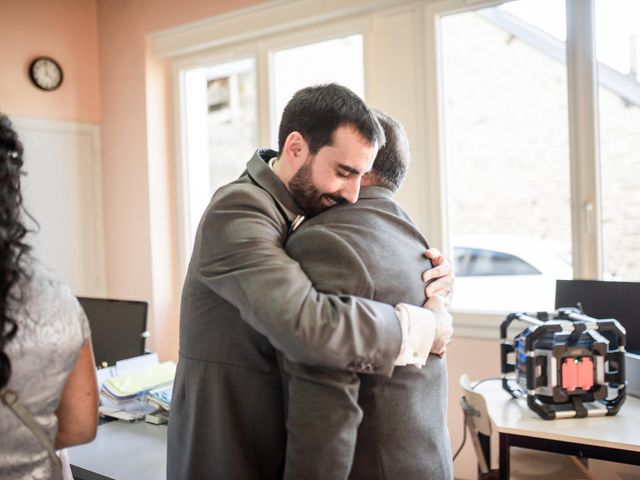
[
  {"xmin": 367, "ymin": 110, "xmax": 410, "ymax": 192},
  {"xmin": 278, "ymin": 83, "xmax": 385, "ymax": 155}
]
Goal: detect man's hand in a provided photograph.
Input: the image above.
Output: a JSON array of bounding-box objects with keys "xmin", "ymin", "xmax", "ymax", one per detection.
[
  {"xmin": 424, "ymin": 295, "xmax": 453, "ymax": 356},
  {"xmin": 422, "ymin": 248, "xmax": 455, "ymax": 308}
]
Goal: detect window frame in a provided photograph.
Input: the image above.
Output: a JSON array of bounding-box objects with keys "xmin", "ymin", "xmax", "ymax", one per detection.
[{"xmin": 156, "ymin": 0, "xmax": 606, "ymax": 338}]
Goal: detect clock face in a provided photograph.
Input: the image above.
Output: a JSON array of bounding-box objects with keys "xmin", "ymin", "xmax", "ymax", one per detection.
[{"xmin": 29, "ymin": 57, "xmax": 63, "ymax": 91}]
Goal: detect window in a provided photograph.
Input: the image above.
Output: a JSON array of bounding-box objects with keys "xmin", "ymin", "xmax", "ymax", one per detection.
[
  {"xmin": 180, "ymin": 58, "xmax": 258, "ymax": 264},
  {"xmin": 595, "ymin": 0, "xmax": 640, "ymax": 282},
  {"xmin": 440, "ymin": 0, "xmax": 572, "ymax": 312},
  {"xmin": 204, "ymin": 60, "xmax": 258, "ymax": 192}
]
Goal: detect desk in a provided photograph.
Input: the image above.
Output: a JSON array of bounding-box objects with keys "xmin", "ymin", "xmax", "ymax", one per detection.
[
  {"xmin": 476, "ymin": 382, "xmax": 640, "ymax": 480},
  {"xmin": 68, "ymin": 420, "xmax": 166, "ymax": 480}
]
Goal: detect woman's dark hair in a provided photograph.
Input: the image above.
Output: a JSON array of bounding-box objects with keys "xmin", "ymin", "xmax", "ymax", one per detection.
[
  {"xmin": 278, "ymin": 83, "xmax": 385, "ymax": 155},
  {"xmin": 0, "ymin": 113, "xmax": 31, "ymax": 390}
]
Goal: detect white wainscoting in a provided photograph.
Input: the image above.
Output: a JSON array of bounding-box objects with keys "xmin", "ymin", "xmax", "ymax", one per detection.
[{"xmin": 13, "ymin": 117, "xmax": 106, "ymax": 297}]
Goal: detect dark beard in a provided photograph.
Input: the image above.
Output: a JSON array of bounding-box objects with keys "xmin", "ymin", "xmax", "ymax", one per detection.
[{"xmin": 289, "ymin": 158, "xmax": 344, "ymax": 217}]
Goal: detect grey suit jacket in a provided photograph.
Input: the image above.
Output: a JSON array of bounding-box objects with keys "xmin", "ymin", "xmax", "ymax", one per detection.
[
  {"xmin": 283, "ymin": 185, "xmax": 453, "ymax": 480},
  {"xmin": 167, "ymin": 151, "xmax": 405, "ymax": 479}
]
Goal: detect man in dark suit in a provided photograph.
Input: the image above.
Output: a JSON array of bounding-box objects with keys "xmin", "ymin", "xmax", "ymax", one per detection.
[
  {"xmin": 282, "ymin": 111, "xmax": 453, "ymax": 479},
  {"xmin": 167, "ymin": 85, "xmax": 454, "ymax": 479}
]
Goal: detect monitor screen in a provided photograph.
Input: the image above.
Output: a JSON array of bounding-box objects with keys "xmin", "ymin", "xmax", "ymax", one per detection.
[
  {"xmin": 555, "ymin": 280, "xmax": 640, "ymax": 353},
  {"xmin": 77, "ymin": 297, "xmax": 148, "ymax": 368}
]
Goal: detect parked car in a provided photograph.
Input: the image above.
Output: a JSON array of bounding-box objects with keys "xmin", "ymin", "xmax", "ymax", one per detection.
[{"xmin": 451, "ymin": 236, "xmax": 573, "ymax": 313}]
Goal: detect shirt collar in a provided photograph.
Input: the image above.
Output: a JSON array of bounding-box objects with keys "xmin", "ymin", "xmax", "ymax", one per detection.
[
  {"xmin": 357, "ymin": 185, "xmax": 394, "ymax": 200},
  {"xmin": 246, "ymin": 149, "xmax": 305, "ymax": 223}
]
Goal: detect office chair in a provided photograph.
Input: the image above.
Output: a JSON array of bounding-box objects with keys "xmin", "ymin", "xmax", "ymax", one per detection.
[{"xmin": 459, "ymin": 374, "xmax": 594, "ymax": 480}]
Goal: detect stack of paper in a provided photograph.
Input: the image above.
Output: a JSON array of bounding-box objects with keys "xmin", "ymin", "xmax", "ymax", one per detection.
[
  {"xmin": 97, "ymin": 354, "xmax": 176, "ymax": 422},
  {"xmin": 103, "ymin": 361, "xmax": 176, "ymax": 399},
  {"xmin": 146, "ymin": 384, "xmax": 173, "ymax": 411}
]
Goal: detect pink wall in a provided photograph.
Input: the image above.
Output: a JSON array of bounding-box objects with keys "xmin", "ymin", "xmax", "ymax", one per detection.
[
  {"xmin": 145, "ymin": 45, "xmax": 180, "ymax": 360},
  {"xmin": 0, "ymin": 0, "xmax": 100, "ymax": 122},
  {"xmin": 96, "ymin": 0, "xmax": 269, "ymax": 360},
  {"xmin": 446, "ymin": 336, "xmax": 501, "ymax": 479},
  {"xmin": 124, "ymin": 0, "xmax": 269, "ymax": 33},
  {"xmin": 95, "ymin": 1, "xmax": 155, "ymax": 353}
]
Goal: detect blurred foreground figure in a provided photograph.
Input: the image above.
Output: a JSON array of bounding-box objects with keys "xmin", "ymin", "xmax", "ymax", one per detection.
[{"xmin": 0, "ymin": 113, "xmax": 98, "ymax": 480}]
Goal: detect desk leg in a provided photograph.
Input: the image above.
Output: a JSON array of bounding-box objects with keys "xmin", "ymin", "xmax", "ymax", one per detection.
[
  {"xmin": 499, "ymin": 433, "xmax": 510, "ymax": 480},
  {"xmin": 478, "ymin": 433, "xmax": 491, "ymax": 480}
]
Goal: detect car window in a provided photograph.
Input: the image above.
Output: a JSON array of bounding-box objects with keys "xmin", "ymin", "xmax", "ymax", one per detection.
[{"xmin": 454, "ymin": 247, "xmax": 541, "ymax": 276}]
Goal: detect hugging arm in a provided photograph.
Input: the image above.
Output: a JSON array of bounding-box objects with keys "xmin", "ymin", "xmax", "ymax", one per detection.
[{"xmin": 196, "ymin": 186, "xmax": 402, "ymax": 374}]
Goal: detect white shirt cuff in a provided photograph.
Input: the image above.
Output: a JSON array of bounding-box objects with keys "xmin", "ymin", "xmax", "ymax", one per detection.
[{"xmin": 394, "ymin": 303, "xmax": 436, "ymax": 367}]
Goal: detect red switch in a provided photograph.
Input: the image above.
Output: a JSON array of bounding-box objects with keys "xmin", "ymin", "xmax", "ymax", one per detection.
[
  {"xmin": 562, "ymin": 357, "xmax": 594, "ymax": 391},
  {"xmin": 577, "ymin": 356, "xmax": 594, "ymax": 390},
  {"xmin": 562, "ymin": 358, "xmax": 578, "ymax": 391}
]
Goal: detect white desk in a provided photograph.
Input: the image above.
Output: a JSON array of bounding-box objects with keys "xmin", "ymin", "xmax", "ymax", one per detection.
[
  {"xmin": 68, "ymin": 420, "xmax": 166, "ymax": 480},
  {"xmin": 476, "ymin": 382, "xmax": 640, "ymax": 480}
]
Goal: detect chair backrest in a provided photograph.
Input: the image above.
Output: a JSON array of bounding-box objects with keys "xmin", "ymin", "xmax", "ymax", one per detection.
[
  {"xmin": 460, "ymin": 374, "xmax": 492, "ymax": 436},
  {"xmin": 459, "ymin": 374, "xmax": 496, "ymax": 476}
]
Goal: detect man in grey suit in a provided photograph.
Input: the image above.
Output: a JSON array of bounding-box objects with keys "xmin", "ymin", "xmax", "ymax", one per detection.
[
  {"xmin": 167, "ymin": 85, "xmax": 454, "ymax": 479},
  {"xmin": 281, "ymin": 111, "xmax": 453, "ymax": 479}
]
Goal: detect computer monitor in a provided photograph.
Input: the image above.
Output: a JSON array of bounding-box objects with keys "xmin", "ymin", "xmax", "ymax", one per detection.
[
  {"xmin": 555, "ymin": 280, "xmax": 640, "ymax": 354},
  {"xmin": 77, "ymin": 297, "xmax": 148, "ymax": 368}
]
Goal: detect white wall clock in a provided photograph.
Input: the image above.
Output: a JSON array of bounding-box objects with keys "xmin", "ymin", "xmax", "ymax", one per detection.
[{"xmin": 29, "ymin": 56, "xmax": 63, "ymax": 91}]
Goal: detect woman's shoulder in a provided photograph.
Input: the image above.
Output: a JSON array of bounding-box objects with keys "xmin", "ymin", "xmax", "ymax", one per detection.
[
  {"xmin": 18, "ymin": 258, "xmax": 87, "ymax": 333},
  {"xmin": 22, "ymin": 259, "xmax": 74, "ymax": 301}
]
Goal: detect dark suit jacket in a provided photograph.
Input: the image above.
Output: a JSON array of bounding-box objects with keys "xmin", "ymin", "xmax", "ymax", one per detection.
[
  {"xmin": 283, "ymin": 185, "xmax": 453, "ymax": 480},
  {"xmin": 167, "ymin": 151, "xmax": 405, "ymax": 479}
]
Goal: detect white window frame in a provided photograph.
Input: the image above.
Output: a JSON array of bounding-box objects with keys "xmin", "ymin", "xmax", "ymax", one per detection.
[{"xmin": 150, "ymin": 0, "xmax": 604, "ymax": 338}]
